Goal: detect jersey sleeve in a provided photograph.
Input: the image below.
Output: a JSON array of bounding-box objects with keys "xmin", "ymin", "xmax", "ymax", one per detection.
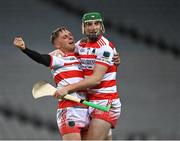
[
  {"xmin": 21, "ymin": 48, "xmax": 51, "ymax": 67},
  {"xmin": 49, "ymin": 55, "xmax": 64, "ymax": 69},
  {"xmin": 95, "ymin": 45, "xmax": 114, "ymax": 68}
]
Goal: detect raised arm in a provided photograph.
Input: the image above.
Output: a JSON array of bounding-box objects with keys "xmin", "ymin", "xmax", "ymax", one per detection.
[{"xmin": 13, "ymin": 37, "xmax": 51, "ymax": 67}]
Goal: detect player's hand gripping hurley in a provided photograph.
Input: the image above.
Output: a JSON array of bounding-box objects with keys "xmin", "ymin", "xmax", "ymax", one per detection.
[{"xmin": 32, "ymin": 81, "xmax": 111, "ymax": 112}]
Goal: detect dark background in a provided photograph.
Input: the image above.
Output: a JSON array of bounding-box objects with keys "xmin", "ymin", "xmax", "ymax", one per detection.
[{"xmin": 0, "ymin": 0, "xmax": 180, "ymax": 139}]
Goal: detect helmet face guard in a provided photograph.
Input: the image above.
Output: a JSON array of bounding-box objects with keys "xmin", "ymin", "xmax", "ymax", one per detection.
[{"xmin": 82, "ymin": 12, "xmax": 105, "ymax": 39}]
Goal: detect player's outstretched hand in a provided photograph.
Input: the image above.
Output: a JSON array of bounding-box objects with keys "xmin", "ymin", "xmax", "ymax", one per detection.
[{"xmin": 13, "ymin": 37, "xmax": 26, "ymax": 50}]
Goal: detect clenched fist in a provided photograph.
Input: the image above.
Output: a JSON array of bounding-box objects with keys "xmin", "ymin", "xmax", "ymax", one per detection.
[{"xmin": 13, "ymin": 37, "xmax": 26, "ymax": 50}]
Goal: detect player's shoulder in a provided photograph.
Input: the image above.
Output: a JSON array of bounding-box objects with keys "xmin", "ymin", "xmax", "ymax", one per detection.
[
  {"xmin": 99, "ymin": 36, "xmax": 115, "ymax": 49},
  {"xmin": 48, "ymin": 49, "xmax": 63, "ymax": 57},
  {"xmin": 99, "ymin": 36, "xmax": 115, "ymax": 48}
]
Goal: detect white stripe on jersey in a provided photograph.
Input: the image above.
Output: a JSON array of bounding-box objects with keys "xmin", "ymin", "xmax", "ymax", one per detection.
[
  {"xmin": 51, "ymin": 65, "xmax": 81, "ymax": 76},
  {"xmin": 57, "ymin": 77, "xmax": 84, "ymax": 88},
  {"xmin": 89, "ymin": 86, "xmax": 117, "ymax": 94},
  {"xmin": 103, "ymin": 72, "xmax": 116, "ymax": 81}
]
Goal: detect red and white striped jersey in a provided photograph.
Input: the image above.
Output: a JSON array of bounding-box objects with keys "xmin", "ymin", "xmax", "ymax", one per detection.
[
  {"xmin": 49, "ymin": 51, "xmax": 86, "ymax": 108},
  {"xmin": 75, "ymin": 35, "xmax": 119, "ymax": 100}
]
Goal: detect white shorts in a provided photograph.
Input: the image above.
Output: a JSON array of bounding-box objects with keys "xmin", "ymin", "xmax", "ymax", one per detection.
[
  {"xmin": 56, "ymin": 107, "xmax": 89, "ymax": 136},
  {"xmin": 88, "ymin": 98, "xmax": 121, "ymax": 128}
]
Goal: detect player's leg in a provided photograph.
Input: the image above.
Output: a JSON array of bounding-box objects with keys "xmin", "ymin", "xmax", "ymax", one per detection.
[
  {"xmin": 85, "ymin": 118, "xmax": 111, "ymax": 140},
  {"xmin": 81, "ymin": 120, "xmax": 112, "ymax": 140},
  {"xmin": 62, "ymin": 133, "xmax": 81, "ymax": 140},
  {"xmin": 56, "ymin": 107, "xmax": 89, "ymax": 140},
  {"xmin": 86, "ymin": 99, "xmax": 121, "ymax": 140}
]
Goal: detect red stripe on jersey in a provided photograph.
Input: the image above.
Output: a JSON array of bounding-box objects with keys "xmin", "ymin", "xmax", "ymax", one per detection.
[
  {"xmin": 58, "ymin": 100, "xmax": 87, "ymax": 108},
  {"xmin": 97, "ymin": 40, "xmax": 103, "ymax": 46},
  {"xmin": 65, "ymin": 53, "xmax": 77, "ymax": 56},
  {"xmin": 92, "ymin": 80, "xmax": 116, "ymax": 89},
  {"xmin": 79, "ymin": 54, "xmax": 96, "ymax": 58},
  {"xmin": 87, "ymin": 92, "xmax": 119, "ymax": 100},
  {"xmin": 79, "ymin": 42, "xmax": 100, "ymax": 48},
  {"xmin": 97, "ymin": 41, "xmax": 101, "ymax": 46},
  {"xmin": 83, "ymin": 69, "xmax": 93, "ymax": 76},
  {"xmin": 109, "ymin": 42, "xmax": 115, "ymax": 49},
  {"xmin": 107, "ymin": 65, "xmax": 117, "ymax": 73},
  {"xmin": 64, "ymin": 61, "xmax": 80, "ymax": 66},
  {"xmin": 99, "ymin": 39, "xmax": 106, "ymax": 46},
  {"xmin": 79, "ymin": 41, "xmax": 87, "ymax": 47},
  {"xmin": 95, "ymin": 61, "xmax": 110, "ymax": 68},
  {"xmin": 54, "ymin": 70, "xmax": 84, "ymax": 84}
]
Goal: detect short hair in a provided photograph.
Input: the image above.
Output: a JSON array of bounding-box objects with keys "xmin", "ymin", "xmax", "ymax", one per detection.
[{"xmin": 50, "ymin": 26, "xmax": 67, "ymax": 44}]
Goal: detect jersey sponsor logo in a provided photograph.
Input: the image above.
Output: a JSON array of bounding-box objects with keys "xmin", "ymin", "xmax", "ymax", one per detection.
[
  {"xmin": 80, "ymin": 47, "xmax": 96, "ymax": 55},
  {"xmin": 80, "ymin": 59, "xmax": 95, "ymax": 65},
  {"xmin": 98, "ymin": 51, "xmax": 110, "ymax": 63},
  {"xmin": 103, "ymin": 51, "xmax": 110, "ymax": 58},
  {"xmin": 79, "ymin": 58, "xmax": 95, "ymax": 70},
  {"xmin": 80, "ymin": 48, "xmax": 85, "ymax": 53},
  {"xmin": 77, "ymin": 64, "xmax": 83, "ymax": 70}
]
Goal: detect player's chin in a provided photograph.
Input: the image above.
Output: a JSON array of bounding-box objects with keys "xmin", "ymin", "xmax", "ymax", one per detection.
[{"xmin": 67, "ymin": 45, "xmax": 75, "ymax": 51}]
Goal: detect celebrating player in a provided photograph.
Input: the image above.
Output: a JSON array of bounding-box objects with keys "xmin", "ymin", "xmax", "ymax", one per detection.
[
  {"xmin": 55, "ymin": 12, "xmax": 121, "ymax": 140},
  {"xmin": 13, "ymin": 27, "xmax": 89, "ymax": 140}
]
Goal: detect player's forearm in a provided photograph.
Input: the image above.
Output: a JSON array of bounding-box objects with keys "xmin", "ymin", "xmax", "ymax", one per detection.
[
  {"xmin": 21, "ymin": 48, "xmax": 51, "ymax": 67},
  {"xmin": 65, "ymin": 64, "xmax": 107, "ymax": 94},
  {"xmin": 66, "ymin": 76, "xmax": 101, "ymax": 94}
]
